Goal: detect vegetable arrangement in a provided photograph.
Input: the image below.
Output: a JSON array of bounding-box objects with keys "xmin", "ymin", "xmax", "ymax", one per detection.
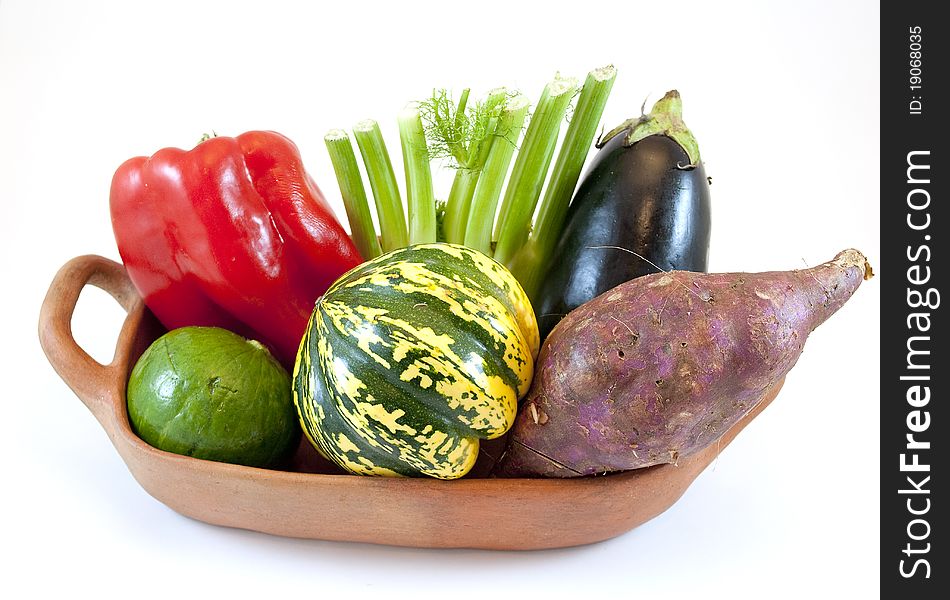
[{"xmin": 105, "ymin": 65, "xmax": 870, "ymax": 496}]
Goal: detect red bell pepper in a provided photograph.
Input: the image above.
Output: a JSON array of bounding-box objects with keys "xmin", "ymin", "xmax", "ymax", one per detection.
[{"xmin": 110, "ymin": 131, "xmax": 363, "ymax": 367}]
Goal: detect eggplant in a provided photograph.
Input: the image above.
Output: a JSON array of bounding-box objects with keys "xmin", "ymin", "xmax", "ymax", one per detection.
[{"xmin": 534, "ymin": 90, "xmax": 711, "ymax": 340}]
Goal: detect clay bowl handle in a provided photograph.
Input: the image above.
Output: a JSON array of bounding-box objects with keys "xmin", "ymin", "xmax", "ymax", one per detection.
[{"xmin": 38, "ymin": 255, "xmax": 141, "ymax": 422}]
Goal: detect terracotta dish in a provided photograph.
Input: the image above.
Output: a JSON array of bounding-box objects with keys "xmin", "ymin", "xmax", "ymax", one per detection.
[{"xmin": 39, "ymin": 255, "xmax": 783, "ymax": 550}]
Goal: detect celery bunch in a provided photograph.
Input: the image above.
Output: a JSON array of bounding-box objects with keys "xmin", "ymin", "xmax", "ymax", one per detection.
[{"xmin": 324, "ymin": 65, "xmax": 616, "ymax": 301}]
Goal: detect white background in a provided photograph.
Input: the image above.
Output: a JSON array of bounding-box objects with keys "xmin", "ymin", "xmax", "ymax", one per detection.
[{"xmin": 2, "ymin": 1, "xmax": 880, "ymax": 598}]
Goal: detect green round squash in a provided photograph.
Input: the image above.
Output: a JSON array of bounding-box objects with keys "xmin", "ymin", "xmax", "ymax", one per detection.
[
  {"xmin": 293, "ymin": 243, "xmax": 539, "ymax": 479},
  {"xmin": 127, "ymin": 326, "xmax": 300, "ymax": 468}
]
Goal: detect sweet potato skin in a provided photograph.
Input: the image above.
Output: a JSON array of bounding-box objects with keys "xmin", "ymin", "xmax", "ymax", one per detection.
[{"xmin": 494, "ymin": 250, "xmax": 871, "ymax": 477}]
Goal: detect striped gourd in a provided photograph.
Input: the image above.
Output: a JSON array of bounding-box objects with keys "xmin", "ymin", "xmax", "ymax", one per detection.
[{"xmin": 293, "ymin": 243, "xmax": 540, "ymax": 479}]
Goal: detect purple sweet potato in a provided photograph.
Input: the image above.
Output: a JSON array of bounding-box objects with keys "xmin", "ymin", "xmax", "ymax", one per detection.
[{"xmin": 493, "ymin": 249, "xmax": 872, "ymax": 477}]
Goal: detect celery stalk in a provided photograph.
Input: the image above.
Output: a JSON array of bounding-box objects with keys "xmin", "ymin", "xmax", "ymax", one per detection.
[
  {"xmin": 492, "ymin": 76, "xmax": 578, "ymax": 265},
  {"xmin": 443, "ymin": 169, "xmax": 480, "ymax": 244},
  {"xmin": 510, "ymin": 65, "xmax": 617, "ymax": 298},
  {"xmin": 463, "ymin": 94, "xmax": 530, "ymax": 255},
  {"xmin": 423, "ymin": 87, "xmax": 510, "ymax": 244},
  {"xmin": 324, "ymin": 129, "xmax": 383, "ymax": 259},
  {"xmin": 353, "ymin": 119, "xmax": 408, "ymax": 252},
  {"xmin": 398, "ymin": 107, "xmax": 436, "ymax": 244}
]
